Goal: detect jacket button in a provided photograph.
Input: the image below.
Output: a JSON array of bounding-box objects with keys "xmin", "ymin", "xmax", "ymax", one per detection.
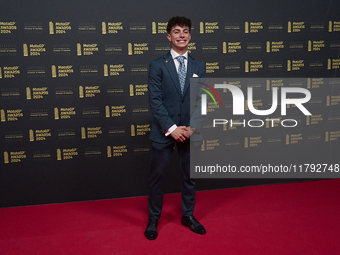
[
  {"xmin": 182, "ymin": 100, "xmax": 184, "ymax": 103},
  {"xmin": 178, "ymin": 114, "xmax": 181, "ymax": 117}
]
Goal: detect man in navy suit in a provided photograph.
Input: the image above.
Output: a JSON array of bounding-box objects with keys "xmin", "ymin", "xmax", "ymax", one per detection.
[{"xmin": 144, "ymin": 16, "xmax": 206, "ymax": 240}]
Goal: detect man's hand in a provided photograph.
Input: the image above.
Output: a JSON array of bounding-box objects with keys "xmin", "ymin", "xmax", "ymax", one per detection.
[
  {"xmin": 170, "ymin": 126, "xmax": 188, "ymax": 142},
  {"xmin": 183, "ymin": 126, "xmax": 193, "ymax": 139}
]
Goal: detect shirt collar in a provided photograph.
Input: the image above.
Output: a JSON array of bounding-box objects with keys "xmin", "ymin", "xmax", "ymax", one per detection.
[{"xmin": 170, "ymin": 48, "xmax": 188, "ymax": 60}]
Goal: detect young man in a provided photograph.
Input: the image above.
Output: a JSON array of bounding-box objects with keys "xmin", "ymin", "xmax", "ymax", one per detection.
[{"xmin": 145, "ymin": 16, "xmax": 206, "ymax": 240}]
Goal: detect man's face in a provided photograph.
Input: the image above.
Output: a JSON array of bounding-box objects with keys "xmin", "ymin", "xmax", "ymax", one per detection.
[{"xmin": 167, "ymin": 25, "xmax": 191, "ymax": 53}]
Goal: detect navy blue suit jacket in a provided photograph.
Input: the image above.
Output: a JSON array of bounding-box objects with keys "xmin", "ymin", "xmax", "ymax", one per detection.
[{"xmin": 148, "ymin": 52, "xmax": 206, "ymax": 144}]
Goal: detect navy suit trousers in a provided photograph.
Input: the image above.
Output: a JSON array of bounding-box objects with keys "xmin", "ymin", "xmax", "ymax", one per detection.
[{"xmin": 148, "ymin": 139, "xmax": 202, "ymax": 220}]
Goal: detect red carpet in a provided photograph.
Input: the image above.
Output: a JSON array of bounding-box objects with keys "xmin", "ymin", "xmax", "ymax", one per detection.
[{"xmin": 1, "ymin": 179, "xmax": 340, "ymax": 255}]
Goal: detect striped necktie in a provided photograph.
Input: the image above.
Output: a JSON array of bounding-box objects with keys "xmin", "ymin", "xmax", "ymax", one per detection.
[{"xmin": 177, "ymin": 56, "xmax": 186, "ymax": 94}]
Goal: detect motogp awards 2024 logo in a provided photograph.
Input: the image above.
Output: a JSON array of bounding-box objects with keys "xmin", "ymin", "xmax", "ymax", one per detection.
[{"xmin": 198, "ymin": 81, "xmax": 312, "ymax": 128}]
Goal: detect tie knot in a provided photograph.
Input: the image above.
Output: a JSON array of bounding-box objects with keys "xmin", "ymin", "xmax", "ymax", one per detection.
[{"xmin": 177, "ymin": 56, "xmax": 185, "ymax": 63}]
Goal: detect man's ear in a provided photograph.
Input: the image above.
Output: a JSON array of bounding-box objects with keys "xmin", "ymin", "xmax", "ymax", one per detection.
[{"xmin": 167, "ymin": 33, "xmax": 171, "ymax": 42}]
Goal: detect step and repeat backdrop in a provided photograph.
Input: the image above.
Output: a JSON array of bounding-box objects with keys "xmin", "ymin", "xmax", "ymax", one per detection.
[{"xmin": 0, "ymin": 0, "xmax": 339, "ymax": 207}]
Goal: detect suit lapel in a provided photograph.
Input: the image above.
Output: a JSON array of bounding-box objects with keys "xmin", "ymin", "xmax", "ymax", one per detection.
[
  {"xmin": 163, "ymin": 52, "xmax": 182, "ymax": 95},
  {"xmin": 183, "ymin": 55, "xmax": 195, "ymax": 96}
]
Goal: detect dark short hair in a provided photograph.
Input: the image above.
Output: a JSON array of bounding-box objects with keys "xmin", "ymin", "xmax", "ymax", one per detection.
[{"xmin": 167, "ymin": 16, "xmax": 191, "ymax": 34}]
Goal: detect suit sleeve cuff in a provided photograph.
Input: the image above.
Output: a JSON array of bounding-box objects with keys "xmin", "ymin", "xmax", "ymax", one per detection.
[{"xmin": 165, "ymin": 124, "xmax": 177, "ymax": 136}]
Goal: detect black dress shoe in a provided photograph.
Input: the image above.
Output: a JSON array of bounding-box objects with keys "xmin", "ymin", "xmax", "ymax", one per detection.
[
  {"xmin": 144, "ymin": 219, "xmax": 158, "ymax": 240},
  {"xmin": 181, "ymin": 215, "xmax": 206, "ymax": 235}
]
